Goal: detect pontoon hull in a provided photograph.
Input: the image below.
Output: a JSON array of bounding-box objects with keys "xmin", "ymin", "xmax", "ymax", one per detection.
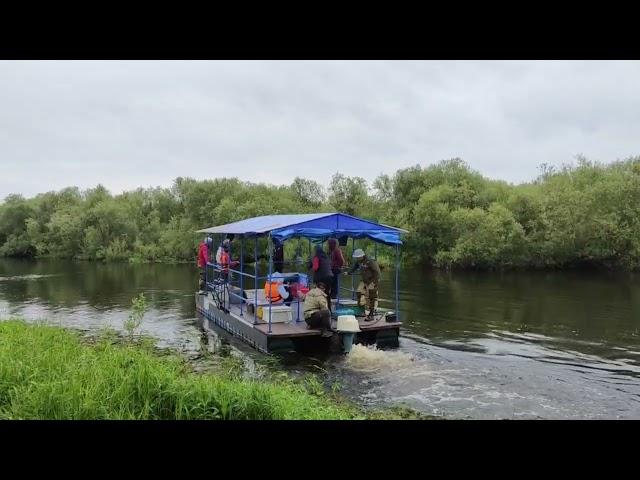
[{"xmin": 195, "ymin": 293, "xmax": 400, "ymax": 354}]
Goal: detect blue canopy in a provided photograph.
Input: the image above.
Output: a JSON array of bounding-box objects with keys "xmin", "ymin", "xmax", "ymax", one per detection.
[{"xmin": 197, "ymin": 213, "xmax": 406, "ymax": 245}]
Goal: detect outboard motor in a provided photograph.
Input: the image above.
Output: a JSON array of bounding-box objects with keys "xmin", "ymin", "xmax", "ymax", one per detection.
[{"xmin": 336, "ymin": 315, "xmax": 361, "ymax": 354}]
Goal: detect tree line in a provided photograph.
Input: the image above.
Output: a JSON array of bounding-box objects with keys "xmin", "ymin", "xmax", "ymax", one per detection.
[{"xmin": 2, "ymin": 156, "xmax": 640, "ymax": 270}]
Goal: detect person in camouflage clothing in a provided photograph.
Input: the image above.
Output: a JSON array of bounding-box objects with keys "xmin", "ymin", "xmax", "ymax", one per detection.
[{"xmin": 347, "ymin": 248, "xmax": 380, "ymax": 321}]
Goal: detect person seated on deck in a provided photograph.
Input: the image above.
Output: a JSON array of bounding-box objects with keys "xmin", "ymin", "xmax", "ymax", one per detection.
[
  {"xmin": 264, "ymin": 272, "xmax": 293, "ymax": 305},
  {"xmin": 303, "ymin": 282, "xmax": 333, "ymax": 338},
  {"xmin": 197, "ymin": 237, "xmax": 213, "ymax": 294},
  {"xmin": 345, "ymin": 248, "xmax": 380, "ymax": 322}
]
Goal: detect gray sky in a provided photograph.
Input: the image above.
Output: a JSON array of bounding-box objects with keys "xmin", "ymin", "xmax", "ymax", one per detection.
[{"xmin": 1, "ymin": 60, "xmax": 639, "ymax": 199}]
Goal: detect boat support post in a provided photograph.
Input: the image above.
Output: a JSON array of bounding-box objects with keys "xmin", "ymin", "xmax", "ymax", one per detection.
[
  {"xmin": 268, "ymin": 233, "xmax": 273, "ymax": 334},
  {"xmin": 395, "ymin": 243, "xmax": 400, "ymax": 321},
  {"xmin": 351, "ymin": 237, "xmax": 355, "ymax": 301},
  {"xmin": 240, "ymin": 236, "xmax": 244, "ymax": 317},
  {"xmin": 254, "ymin": 236, "xmax": 258, "ymax": 325}
]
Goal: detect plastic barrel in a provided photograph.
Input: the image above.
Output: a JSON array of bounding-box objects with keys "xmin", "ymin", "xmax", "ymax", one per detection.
[{"xmin": 342, "ymin": 332, "xmax": 355, "ymax": 353}]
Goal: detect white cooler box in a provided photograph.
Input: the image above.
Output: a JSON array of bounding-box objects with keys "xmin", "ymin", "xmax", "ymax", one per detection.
[{"xmin": 257, "ymin": 304, "xmax": 292, "ymax": 324}]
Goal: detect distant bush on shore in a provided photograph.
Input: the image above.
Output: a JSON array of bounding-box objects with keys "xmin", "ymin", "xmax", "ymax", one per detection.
[{"xmin": 2, "ymin": 156, "xmax": 640, "ymax": 270}]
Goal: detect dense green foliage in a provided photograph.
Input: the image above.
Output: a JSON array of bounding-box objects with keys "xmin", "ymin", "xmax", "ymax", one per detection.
[
  {"xmin": 0, "ymin": 320, "xmax": 370, "ymax": 419},
  {"xmin": 2, "ymin": 156, "xmax": 640, "ymax": 269}
]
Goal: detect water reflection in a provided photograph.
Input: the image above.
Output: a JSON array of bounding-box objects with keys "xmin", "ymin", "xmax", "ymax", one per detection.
[{"xmin": 396, "ymin": 269, "xmax": 640, "ymax": 353}]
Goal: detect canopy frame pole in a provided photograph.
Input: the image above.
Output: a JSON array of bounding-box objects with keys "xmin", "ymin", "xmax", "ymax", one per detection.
[
  {"xmin": 204, "ymin": 235, "xmax": 208, "ymax": 291},
  {"xmin": 395, "ymin": 243, "xmax": 400, "ymax": 321},
  {"xmin": 268, "ymin": 233, "xmax": 273, "ymax": 334},
  {"xmin": 351, "ymin": 237, "xmax": 355, "ymax": 301},
  {"xmin": 336, "ymin": 248, "xmax": 340, "ymax": 311},
  {"xmin": 296, "ymin": 258, "xmax": 301, "ymax": 322},
  {"xmin": 226, "ymin": 235, "xmax": 231, "ymax": 312},
  {"xmin": 296, "ymin": 237, "xmax": 302, "ymax": 322},
  {"xmin": 254, "ymin": 236, "xmax": 258, "ymax": 325},
  {"xmin": 239, "ymin": 236, "xmax": 244, "ymax": 317}
]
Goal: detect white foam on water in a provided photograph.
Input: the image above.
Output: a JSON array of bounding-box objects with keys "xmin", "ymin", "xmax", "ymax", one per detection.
[
  {"xmin": 345, "ymin": 343, "xmax": 415, "ymax": 373},
  {"xmin": 0, "ymin": 274, "xmax": 61, "ymax": 281}
]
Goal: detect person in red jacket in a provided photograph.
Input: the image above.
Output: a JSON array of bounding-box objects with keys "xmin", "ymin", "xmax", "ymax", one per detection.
[
  {"xmin": 328, "ymin": 238, "xmax": 345, "ymax": 299},
  {"xmin": 218, "ymin": 240, "xmax": 239, "ymax": 280},
  {"xmin": 197, "ymin": 237, "xmax": 213, "ymax": 293}
]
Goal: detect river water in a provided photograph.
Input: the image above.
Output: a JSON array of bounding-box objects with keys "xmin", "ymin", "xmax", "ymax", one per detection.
[{"xmin": 2, "ymin": 258, "xmax": 640, "ymax": 419}]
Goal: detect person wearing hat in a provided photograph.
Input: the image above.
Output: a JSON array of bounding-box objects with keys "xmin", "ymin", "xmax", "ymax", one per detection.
[
  {"xmin": 197, "ymin": 236, "xmax": 213, "ymax": 293},
  {"xmin": 216, "ymin": 238, "xmax": 231, "ymax": 264},
  {"xmin": 302, "ymin": 281, "xmax": 333, "ymax": 337},
  {"xmin": 264, "ymin": 272, "xmax": 293, "ymax": 305},
  {"xmin": 217, "ymin": 238, "xmax": 239, "ymax": 280},
  {"xmin": 346, "ymin": 248, "xmax": 380, "ymax": 321}
]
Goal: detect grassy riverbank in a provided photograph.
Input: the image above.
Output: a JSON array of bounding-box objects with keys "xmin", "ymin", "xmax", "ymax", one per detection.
[{"xmin": 0, "ymin": 320, "xmax": 420, "ymax": 420}]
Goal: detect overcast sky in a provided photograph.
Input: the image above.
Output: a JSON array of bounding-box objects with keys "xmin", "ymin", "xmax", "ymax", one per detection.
[{"xmin": 1, "ymin": 60, "xmax": 639, "ymax": 199}]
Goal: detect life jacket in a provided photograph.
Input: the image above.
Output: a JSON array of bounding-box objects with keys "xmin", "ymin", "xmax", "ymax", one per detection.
[
  {"xmin": 219, "ymin": 250, "xmax": 230, "ymax": 271},
  {"xmin": 264, "ymin": 281, "xmax": 283, "ymax": 302}
]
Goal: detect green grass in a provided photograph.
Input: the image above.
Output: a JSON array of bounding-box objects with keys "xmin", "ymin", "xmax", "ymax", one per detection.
[
  {"xmin": 0, "ymin": 319, "xmax": 425, "ymax": 420},
  {"xmin": 0, "ymin": 320, "xmax": 360, "ymax": 419}
]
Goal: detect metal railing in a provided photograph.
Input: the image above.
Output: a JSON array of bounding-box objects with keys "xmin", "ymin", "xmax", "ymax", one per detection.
[{"xmin": 205, "ymin": 260, "xmax": 306, "ymax": 334}]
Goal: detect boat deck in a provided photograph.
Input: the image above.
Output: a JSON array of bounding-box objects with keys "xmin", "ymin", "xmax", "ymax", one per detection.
[{"xmin": 196, "ymin": 288, "xmax": 401, "ymax": 353}]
